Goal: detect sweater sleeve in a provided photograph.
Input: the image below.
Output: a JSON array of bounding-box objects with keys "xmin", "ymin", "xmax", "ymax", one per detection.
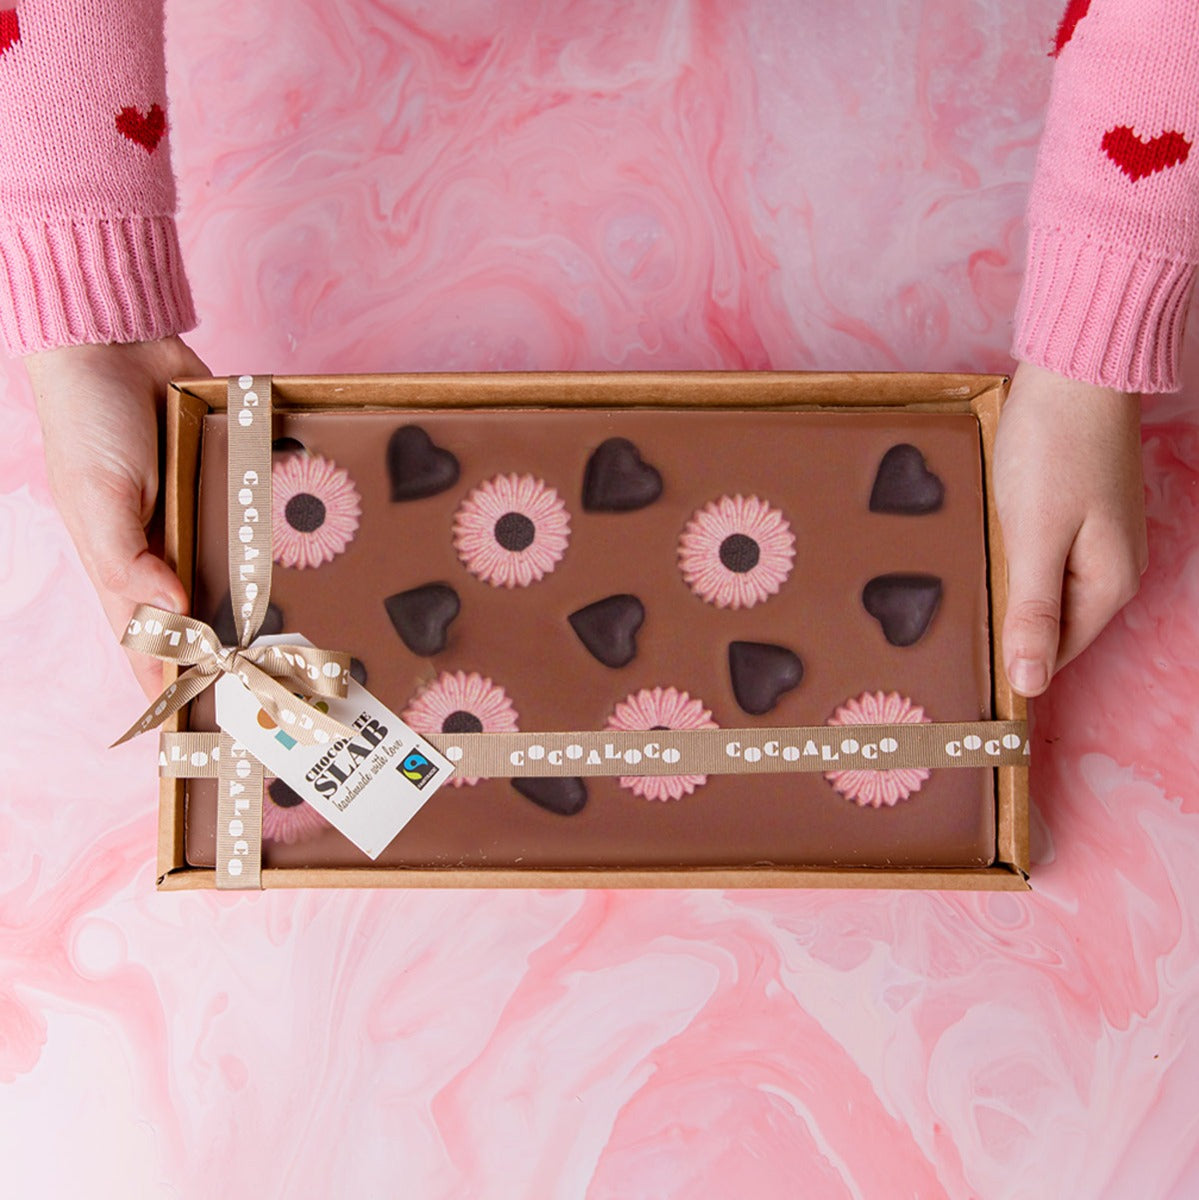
[
  {"xmin": 0, "ymin": 1, "xmax": 196, "ymax": 357},
  {"xmin": 1013, "ymin": 0, "xmax": 1199, "ymax": 393}
]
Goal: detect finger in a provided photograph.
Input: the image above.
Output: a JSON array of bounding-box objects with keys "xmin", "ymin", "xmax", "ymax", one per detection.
[
  {"xmin": 77, "ymin": 477, "xmax": 188, "ymax": 613},
  {"xmin": 95, "ymin": 586, "xmax": 173, "ymax": 700},
  {"xmin": 1002, "ymin": 520, "xmax": 1073, "ymax": 698},
  {"xmin": 1053, "ymin": 524, "xmax": 1142, "ymax": 672},
  {"xmin": 73, "ymin": 476, "xmax": 189, "ymax": 699},
  {"xmin": 167, "ymin": 337, "xmax": 213, "ymax": 382}
]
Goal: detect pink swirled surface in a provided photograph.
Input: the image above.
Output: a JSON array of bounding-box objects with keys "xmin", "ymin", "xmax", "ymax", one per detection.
[{"xmin": 2, "ymin": 2, "xmax": 1197, "ymax": 1196}]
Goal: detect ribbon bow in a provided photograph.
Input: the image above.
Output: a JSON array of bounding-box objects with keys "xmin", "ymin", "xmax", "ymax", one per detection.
[{"xmin": 113, "ymin": 605, "xmax": 356, "ymax": 749}]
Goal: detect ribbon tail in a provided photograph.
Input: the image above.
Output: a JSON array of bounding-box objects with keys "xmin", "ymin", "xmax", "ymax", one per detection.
[{"xmin": 110, "ymin": 664, "xmax": 217, "ymax": 748}]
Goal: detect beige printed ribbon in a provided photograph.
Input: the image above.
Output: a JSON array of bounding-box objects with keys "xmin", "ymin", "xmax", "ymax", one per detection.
[
  {"xmin": 435, "ymin": 721, "xmax": 1030, "ymax": 775},
  {"xmin": 120, "ymin": 374, "xmax": 354, "ymax": 890},
  {"xmin": 226, "ymin": 374, "xmax": 274, "ymax": 649},
  {"xmin": 216, "ymin": 732, "xmax": 264, "ymax": 885},
  {"xmin": 160, "ymin": 719, "xmax": 1029, "ymax": 780}
]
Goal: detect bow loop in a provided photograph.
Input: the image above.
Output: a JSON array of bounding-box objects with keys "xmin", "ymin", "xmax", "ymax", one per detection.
[{"xmin": 112, "ymin": 603, "xmax": 355, "ymax": 748}]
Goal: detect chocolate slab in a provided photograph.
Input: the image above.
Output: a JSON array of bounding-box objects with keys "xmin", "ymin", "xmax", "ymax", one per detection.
[{"xmin": 186, "ymin": 407, "xmax": 994, "ymax": 870}]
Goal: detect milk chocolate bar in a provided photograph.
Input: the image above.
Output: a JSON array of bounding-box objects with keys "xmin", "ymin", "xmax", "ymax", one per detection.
[{"xmin": 185, "ymin": 406, "xmax": 994, "ymax": 869}]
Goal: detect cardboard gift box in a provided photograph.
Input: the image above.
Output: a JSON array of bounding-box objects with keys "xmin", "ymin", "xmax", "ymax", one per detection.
[{"xmin": 151, "ymin": 371, "xmax": 1029, "ymax": 891}]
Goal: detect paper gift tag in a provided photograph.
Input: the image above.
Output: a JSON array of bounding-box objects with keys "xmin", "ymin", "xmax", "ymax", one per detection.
[{"xmin": 214, "ymin": 635, "xmax": 454, "ymax": 858}]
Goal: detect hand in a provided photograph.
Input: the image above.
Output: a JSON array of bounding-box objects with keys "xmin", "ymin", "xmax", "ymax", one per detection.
[
  {"xmin": 993, "ymin": 360, "xmax": 1147, "ymax": 698},
  {"xmin": 26, "ymin": 336, "xmax": 212, "ymax": 698}
]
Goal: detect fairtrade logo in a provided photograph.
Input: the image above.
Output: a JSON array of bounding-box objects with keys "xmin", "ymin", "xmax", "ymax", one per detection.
[
  {"xmin": 256, "ymin": 698, "xmax": 329, "ymax": 751},
  {"xmin": 399, "ymin": 749, "xmax": 439, "ymax": 791}
]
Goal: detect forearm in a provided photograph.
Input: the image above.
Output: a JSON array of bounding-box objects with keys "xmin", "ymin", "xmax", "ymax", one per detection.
[
  {"xmin": 0, "ymin": 0, "xmax": 196, "ymax": 356},
  {"xmin": 1013, "ymin": 0, "xmax": 1199, "ymax": 393}
]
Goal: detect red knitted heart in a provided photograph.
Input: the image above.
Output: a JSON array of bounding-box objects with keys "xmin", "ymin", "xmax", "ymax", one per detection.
[
  {"xmin": 1051, "ymin": 0, "xmax": 1090, "ymax": 57},
  {"xmin": 115, "ymin": 103, "xmax": 166, "ymax": 152},
  {"xmin": 0, "ymin": 9, "xmax": 20, "ymax": 55},
  {"xmin": 1102, "ymin": 125, "xmax": 1192, "ymax": 182}
]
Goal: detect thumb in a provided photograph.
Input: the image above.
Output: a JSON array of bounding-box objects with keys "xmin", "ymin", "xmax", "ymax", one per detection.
[
  {"xmin": 83, "ymin": 479, "xmax": 186, "ymax": 613},
  {"xmin": 84, "ymin": 492, "xmax": 188, "ymax": 701},
  {"xmin": 1001, "ymin": 520, "xmax": 1071, "ymax": 698},
  {"xmin": 125, "ymin": 546, "xmax": 189, "ymax": 618},
  {"xmin": 80, "ymin": 476, "xmax": 188, "ymax": 659}
]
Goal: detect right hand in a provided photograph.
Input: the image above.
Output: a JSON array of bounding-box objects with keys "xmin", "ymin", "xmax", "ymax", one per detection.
[{"xmin": 26, "ymin": 335, "xmax": 212, "ymax": 698}]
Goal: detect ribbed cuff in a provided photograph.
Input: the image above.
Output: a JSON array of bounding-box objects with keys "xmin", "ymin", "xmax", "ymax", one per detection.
[
  {"xmin": 1012, "ymin": 225, "xmax": 1197, "ymax": 394},
  {"xmin": 0, "ymin": 214, "xmax": 197, "ymax": 357}
]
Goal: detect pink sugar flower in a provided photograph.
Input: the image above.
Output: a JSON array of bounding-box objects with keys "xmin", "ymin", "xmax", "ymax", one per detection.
[
  {"xmin": 402, "ymin": 670, "xmax": 519, "ymax": 787},
  {"xmin": 271, "ymin": 453, "xmax": 362, "ymax": 569},
  {"xmin": 453, "ymin": 473, "xmax": 570, "ymax": 588},
  {"xmin": 263, "ymin": 779, "xmax": 331, "ymax": 844},
  {"xmin": 606, "ymin": 686, "xmax": 718, "ymax": 802},
  {"xmin": 824, "ymin": 690, "xmax": 931, "ymax": 808},
  {"xmin": 678, "ymin": 494, "xmax": 795, "ymax": 609}
]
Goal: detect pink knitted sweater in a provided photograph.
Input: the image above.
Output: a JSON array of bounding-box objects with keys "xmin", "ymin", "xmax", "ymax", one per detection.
[
  {"xmin": 0, "ymin": 1, "xmax": 195, "ymax": 355},
  {"xmin": 0, "ymin": 2, "xmax": 1195, "ymax": 391},
  {"xmin": 1014, "ymin": 0, "xmax": 1199, "ymax": 391}
]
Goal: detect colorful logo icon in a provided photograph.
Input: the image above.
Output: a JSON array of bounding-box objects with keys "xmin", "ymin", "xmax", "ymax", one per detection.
[
  {"xmin": 256, "ymin": 697, "xmax": 329, "ymax": 751},
  {"xmin": 400, "ymin": 749, "xmax": 439, "ymax": 790}
]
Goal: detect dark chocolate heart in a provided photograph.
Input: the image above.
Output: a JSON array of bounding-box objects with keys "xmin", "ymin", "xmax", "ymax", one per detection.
[
  {"xmin": 387, "ymin": 425, "xmax": 460, "ymax": 501},
  {"xmin": 862, "ymin": 574, "xmax": 943, "ymax": 646},
  {"xmin": 728, "ymin": 641, "xmax": 804, "ymax": 715},
  {"xmin": 271, "ymin": 436, "xmax": 306, "ymax": 454},
  {"xmin": 582, "ymin": 437, "xmax": 663, "ymax": 512},
  {"xmin": 869, "ymin": 444, "xmax": 944, "ymax": 515},
  {"xmin": 512, "ymin": 776, "xmax": 588, "ymax": 816},
  {"xmin": 349, "ymin": 657, "xmax": 368, "ymax": 686},
  {"xmin": 267, "ymin": 778, "xmax": 304, "ymax": 809},
  {"xmin": 210, "ymin": 592, "xmax": 284, "ymax": 647},
  {"xmin": 384, "ymin": 584, "xmax": 460, "ymax": 655},
  {"xmin": 568, "ymin": 594, "xmax": 644, "ymax": 667}
]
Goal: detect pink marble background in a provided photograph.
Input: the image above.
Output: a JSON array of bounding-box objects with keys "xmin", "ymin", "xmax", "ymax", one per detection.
[{"xmin": 2, "ymin": 2, "xmax": 1197, "ymax": 1195}]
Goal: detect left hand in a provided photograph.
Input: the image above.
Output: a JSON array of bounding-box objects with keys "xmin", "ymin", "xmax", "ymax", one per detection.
[{"xmin": 992, "ymin": 360, "xmax": 1147, "ymax": 698}]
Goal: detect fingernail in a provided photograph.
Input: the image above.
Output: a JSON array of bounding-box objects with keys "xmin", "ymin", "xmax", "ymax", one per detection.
[
  {"xmin": 153, "ymin": 593, "xmax": 182, "ymax": 614},
  {"xmin": 1010, "ymin": 658, "xmax": 1048, "ymax": 695}
]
